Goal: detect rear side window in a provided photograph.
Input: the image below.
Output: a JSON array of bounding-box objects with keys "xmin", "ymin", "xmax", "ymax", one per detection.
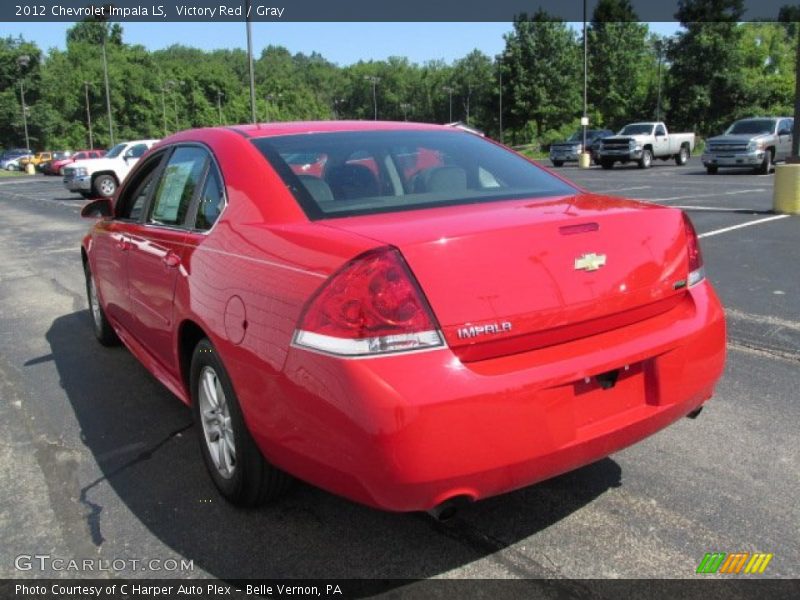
[
  {"xmin": 252, "ymin": 130, "xmax": 576, "ymax": 219},
  {"xmin": 148, "ymin": 146, "xmax": 208, "ymax": 227},
  {"xmin": 194, "ymin": 168, "xmax": 224, "ymax": 231}
]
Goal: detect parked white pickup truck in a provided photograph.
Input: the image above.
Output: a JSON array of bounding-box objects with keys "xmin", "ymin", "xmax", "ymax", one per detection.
[
  {"xmin": 597, "ymin": 122, "xmax": 695, "ymax": 169},
  {"xmin": 63, "ymin": 139, "xmax": 159, "ymax": 198}
]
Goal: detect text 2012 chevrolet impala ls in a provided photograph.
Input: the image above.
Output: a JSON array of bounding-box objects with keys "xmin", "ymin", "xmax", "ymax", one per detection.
[{"xmin": 80, "ymin": 121, "xmax": 726, "ymax": 514}]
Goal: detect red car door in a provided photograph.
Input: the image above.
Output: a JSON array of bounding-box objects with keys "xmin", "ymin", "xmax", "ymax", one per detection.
[
  {"xmin": 90, "ymin": 219, "xmax": 136, "ymax": 329},
  {"xmin": 125, "ymin": 145, "xmax": 210, "ymax": 372},
  {"xmin": 90, "ymin": 158, "xmax": 165, "ymax": 332}
]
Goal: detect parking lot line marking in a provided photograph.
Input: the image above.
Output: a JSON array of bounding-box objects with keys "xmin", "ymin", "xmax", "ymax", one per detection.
[
  {"xmin": 593, "ymin": 185, "xmax": 652, "ymax": 193},
  {"xmin": 698, "ymin": 214, "xmax": 790, "ymax": 239},
  {"xmin": 672, "ymin": 206, "xmax": 769, "ymax": 212},
  {"xmin": 651, "ymin": 189, "xmax": 765, "ymax": 203}
]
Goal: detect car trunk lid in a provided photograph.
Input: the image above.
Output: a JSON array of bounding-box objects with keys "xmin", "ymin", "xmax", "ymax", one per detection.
[{"xmin": 322, "ymin": 194, "xmax": 690, "ymax": 362}]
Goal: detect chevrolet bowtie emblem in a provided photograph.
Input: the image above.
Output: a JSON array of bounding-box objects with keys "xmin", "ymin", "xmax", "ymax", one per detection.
[{"xmin": 574, "ymin": 253, "xmax": 607, "ymax": 271}]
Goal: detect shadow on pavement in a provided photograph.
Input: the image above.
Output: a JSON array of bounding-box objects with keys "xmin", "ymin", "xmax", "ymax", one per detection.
[{"xmin": 41, "ymin": 310, "xmax": 621, "ymax": 579}]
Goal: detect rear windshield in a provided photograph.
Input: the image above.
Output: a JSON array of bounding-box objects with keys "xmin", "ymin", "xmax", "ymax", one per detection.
[
  {"xmin": 726, "ymin": 119, "xmax": 776, "ymax": 135},
  {"xmin": 251, "ymin": 130, "xmax": 576, "ymax": 219}
]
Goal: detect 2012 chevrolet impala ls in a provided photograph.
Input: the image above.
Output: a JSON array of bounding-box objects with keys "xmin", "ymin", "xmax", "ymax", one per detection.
[{"xmin": 80, "ymin": 121, "xmax": 726, "ymax": 513}]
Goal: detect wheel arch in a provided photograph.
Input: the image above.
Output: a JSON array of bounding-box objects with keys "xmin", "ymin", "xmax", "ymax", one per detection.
[
  {"xmin": 178, "ymin": 319, "xmax": 210, "ymax": 400},
  {"xmin": 91, "ymin": 170, "xmax": 119, "ymax": 185}
]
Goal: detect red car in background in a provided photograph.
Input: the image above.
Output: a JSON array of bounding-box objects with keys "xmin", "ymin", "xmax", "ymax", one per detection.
[
  {"xmin": 79, "ymin": 121, "xmax": 725, "ymax": 514},
  {"xmin": 44, "ymin": 149, "xmax": 105, "ymax": 176}
]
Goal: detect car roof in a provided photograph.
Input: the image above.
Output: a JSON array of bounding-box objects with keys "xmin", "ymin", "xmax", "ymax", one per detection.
[{"xmin": 228, "ymin": 120, "xmax": 454, "ymax": 140}]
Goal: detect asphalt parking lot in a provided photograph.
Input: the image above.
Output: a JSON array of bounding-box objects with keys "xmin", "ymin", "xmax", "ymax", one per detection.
[{"xmin": 0, "ymin": 159, "xmax": 797, "ymax": 589}]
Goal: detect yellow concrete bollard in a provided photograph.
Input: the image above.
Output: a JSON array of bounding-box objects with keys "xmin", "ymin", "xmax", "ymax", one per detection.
[
  {"xmin": 25, "ymin": 163, "xmax": 35, "ymax": 175},
  {"xmin": 578, "ymin": 152, "xmax": 592, "ymax": 169},
  {"xmin": 773, "ymin": 164, "xmax": 800, "ymax": 215}
]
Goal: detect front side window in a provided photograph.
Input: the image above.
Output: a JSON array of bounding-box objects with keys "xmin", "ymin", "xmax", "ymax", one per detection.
[
  {"xmin": 252, "ymin": 130, "xmax": 576, "ymax": 219},
  {"xmin": 148, "ymin": 146, "xmax": 208, "ymax": 227},
  {"xmin": 116, "ymin": 154, "xmax": 166, "ymax": 221},
  {"xmin": 126, "ymin": 144, "xmax": 149, "ymax": 159},
  {"xmin": 105, "ymin": 143, "xmax": 127, "ymax": 158}
]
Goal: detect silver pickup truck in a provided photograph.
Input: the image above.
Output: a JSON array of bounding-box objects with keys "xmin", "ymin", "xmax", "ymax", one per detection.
[
  {"xmin": 702, "ymin": 117, "xmax": 794, "ymax": 174},
  {"xmin": 598, "ymin": 122, "xmax": 695, "ymax": 169}
]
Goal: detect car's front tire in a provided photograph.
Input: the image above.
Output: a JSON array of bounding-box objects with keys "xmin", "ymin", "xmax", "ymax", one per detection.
[
  {"xmin": 638, "ymin": 148, "xmax": 653, "ymax": 169},
  {"xmin": 706, "ymin": 165, "xmax": 718, "ymax": 175},
  {"xmin": 551, "ymin": 160, "xmax": 564, "ymax": 167},
  {"xmin": 675, "ymin": 146, "xmax": 689, "ymax": 166},
  {"xmin": 93, "ymin": 174, "xmax": 117, "ymax": 198},
  {"xmin": 84, "ymin": 263, "xmax": 120, "ymax": 346},
  {"xmin": 600, "ymin": 159, "xmax": 614, "ymax": 170},
  {"xmin": 190, "ymin": 339, "xmax": 292, "ymax": 506},
  {"xmin": 758, "ymin": 150, "xmax": 773, "ymax": 175}
]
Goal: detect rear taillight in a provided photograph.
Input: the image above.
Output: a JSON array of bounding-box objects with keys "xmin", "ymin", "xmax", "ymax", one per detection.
[
  {"xmin": 682, "ymin": 212, "xmax": 705, "ymax": 286},
  {"xmin": 293, "ymin": 247, "xmax": 443, "ymax": 356}
]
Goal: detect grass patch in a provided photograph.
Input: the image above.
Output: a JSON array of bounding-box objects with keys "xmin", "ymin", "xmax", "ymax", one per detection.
[{"xmin": 0, "ymin": 169, "xmax": 29, "ymax": 178}]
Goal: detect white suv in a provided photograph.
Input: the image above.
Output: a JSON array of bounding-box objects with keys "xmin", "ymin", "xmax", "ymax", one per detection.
[{"xmin": 63, "ymin": 139, "xmax": 159, "ymax": 198}]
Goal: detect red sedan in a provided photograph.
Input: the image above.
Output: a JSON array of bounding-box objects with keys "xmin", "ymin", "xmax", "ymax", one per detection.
[
  {"xmin": 80, "ymin": 122, "xmax": 725, "ymax": 514},
  {"xmin": 45, "ymin": 149, "xmax": 105, "ymax": 176}
]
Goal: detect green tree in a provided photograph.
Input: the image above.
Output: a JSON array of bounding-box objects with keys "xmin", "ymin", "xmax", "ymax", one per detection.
[
  {"xmin": 500, "ymin": 11, "xmax": 582, "ymax": 143},
  {"xmin": 588, "ymin": 0, "xmax": 652, "ymax": 128},
  {"xmin": 666, "ymin": 0, "xmax": 746, "ymax": 134}
]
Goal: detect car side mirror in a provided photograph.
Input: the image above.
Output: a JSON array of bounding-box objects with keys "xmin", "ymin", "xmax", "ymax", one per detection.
[
  {"xmin": 81, "ymin": 198, "xmax": 113, "ymax": 219},
  {"xmin": 778, "ymin": 128, "xmax": 792, "ymax": 136}
]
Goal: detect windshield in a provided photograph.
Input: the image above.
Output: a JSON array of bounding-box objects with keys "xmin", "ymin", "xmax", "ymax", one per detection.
[
  {"xmin": 105, "ymin": 143, "xmax": 127, "ymax": 158},
  {"xmin": 252, "ymin": 130, "xmax": 577, "ymax": 219},
  {"xmin": 619, "ymin": 124, "xmax": 654, "ymax": 136},
  {"xmin": 566, "ymin": 132, "xmax": 582, "ymax": 142},
  {"xmin": 725, "ymin": 119, "xmax": 776, "ymax": 135}
]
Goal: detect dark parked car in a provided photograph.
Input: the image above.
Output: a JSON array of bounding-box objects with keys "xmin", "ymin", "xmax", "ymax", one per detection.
[{"xmin": 549, "ymin": 129, "xmax": 614, "ymax": 167}]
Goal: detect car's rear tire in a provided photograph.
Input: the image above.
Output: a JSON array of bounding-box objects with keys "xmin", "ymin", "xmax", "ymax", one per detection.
[
  {"xmin": 600, "ymin": 159, "xmax": 614, "ymax": 170},
  {"xmin": 551, "ymin": 160, "xmax": 564, "ymax": 167},
  {"xmin": 93, "ymin": 174, "xmax": 117, "ymax": 198},
  {"xmin": 190, "ymin": 338, "xmax": 292, "ymax": 506},
  {"xmin": 638, "ymin": 148, "xmax": 653, "ymax": 169},
  {"xmin": 84, "ymin": 263, "xmax": 120, "ymax": 346},
  {"xmin": 706, "ymin": 165, "xmax": 718, "ymax": 174},
  {"xmin": 758, "ymin": 150, "xmax": 773, "ymax": 175},
  {"xmin": 675, "ymin": 146, "xmax": 689, "ymax": 166}
]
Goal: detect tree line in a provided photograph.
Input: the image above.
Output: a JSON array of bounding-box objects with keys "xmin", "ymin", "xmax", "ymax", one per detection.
[{"xmin": 0, "ymin": 0, "xmax": 797, "ymax": 152}]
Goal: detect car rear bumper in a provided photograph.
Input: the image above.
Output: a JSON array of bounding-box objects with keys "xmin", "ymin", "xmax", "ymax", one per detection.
[
  {"xmin": 254, "ymin": 280, "xmax": 725, "ymax": 512},
  {"xmin": 63, "ymin": 175, "xmax": 91, "ymax": 192},
  {"xmin": 702, "ymin": 151, "xmax": 763, "ymax": 167}
]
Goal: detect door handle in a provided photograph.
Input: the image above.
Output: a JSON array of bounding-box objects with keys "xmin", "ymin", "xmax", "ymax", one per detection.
[{"xmin": 163, "ymin": 252, "xmax": 181, "ymax": 268}]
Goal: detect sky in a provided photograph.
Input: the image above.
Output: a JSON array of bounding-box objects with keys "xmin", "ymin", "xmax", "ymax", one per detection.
[{"xmin": 0, "ymin": 21, "xmax": 682, "ymax": 65}]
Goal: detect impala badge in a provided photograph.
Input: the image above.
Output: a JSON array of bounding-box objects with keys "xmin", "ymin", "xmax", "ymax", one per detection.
[{"xmin": 574, "ymin": 253, "xmax": 607, "ymax": 271}]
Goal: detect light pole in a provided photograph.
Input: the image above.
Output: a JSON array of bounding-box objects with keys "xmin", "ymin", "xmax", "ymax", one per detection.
[
  {"xmin": 655, "ymin": 39, "xmax": 664, "ymax": 122},
  {"xmin": 217, "ymin": 90, "xmax": 224, "ymax": 125},
  {"xmin": 17, "ymin": 55, "xmax": 30, "ymax": 151},
  {"xmin": 160, "ymin": 82, "xmax": 169, "ymax": 136},
  {"xmin": 84, "ymin": 81, "xmax": 94, "ymax": 149},
  {"xmin": 364, "ymin": 76, "xmax": 380, "ymax": 120},
  {"xmin": 246, "ymin": 0, "xmax": 257, "ymax": 124},
  {"xmin": 100, "ymin": 30, "xmax": 114, "ymax": 146},
  {"xmin": 498, "ymin": 64, "xmax": 504, "ymax": 144},
  {"xmin": 442, "ymin": 86, "xmax": 454, "ymax": 123},
  {"xmin": 400, "ymin": 103, "xmax": 412, "ymax": 121},
  {"xmin": 582, "ymin": 0, "xmax": 588, "ymax": 155}
]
